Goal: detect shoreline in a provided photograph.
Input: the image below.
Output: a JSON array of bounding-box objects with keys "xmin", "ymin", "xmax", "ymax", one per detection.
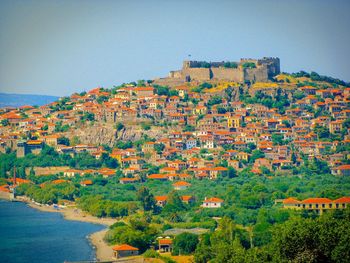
[{"xmin": 0, "ymin": 193, "xmax": 115, "ymax": 262}]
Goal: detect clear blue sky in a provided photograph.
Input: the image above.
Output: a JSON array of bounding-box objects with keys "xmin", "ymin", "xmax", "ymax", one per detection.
[{"xmin": 1, "ymin": 0, "xmax": 350, "ymax": 96}]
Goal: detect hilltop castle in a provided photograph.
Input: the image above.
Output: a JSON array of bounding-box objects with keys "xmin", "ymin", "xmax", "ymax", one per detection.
[{"xmin": 156, "ymin": 57, "xmax": 280, "ymax": 84}]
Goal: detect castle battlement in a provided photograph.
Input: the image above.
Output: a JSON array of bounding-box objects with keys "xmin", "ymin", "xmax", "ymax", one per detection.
[{"xmin": 168, "ymin": 57, "xmax": 280, "ymax": 83}]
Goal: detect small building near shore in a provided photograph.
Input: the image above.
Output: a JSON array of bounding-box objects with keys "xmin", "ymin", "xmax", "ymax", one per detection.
[{"xmin": 112, "ymin": 244, "xmax": 139, "ymax": 259}]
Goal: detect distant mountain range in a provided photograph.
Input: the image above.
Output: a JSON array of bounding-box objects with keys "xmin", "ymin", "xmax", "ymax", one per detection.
[{"xmin": 0, "ymin": 93, "xmax": 59, "ymax": 108}]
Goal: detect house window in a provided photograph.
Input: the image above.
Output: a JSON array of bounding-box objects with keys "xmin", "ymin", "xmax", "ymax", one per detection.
[
  {"xmin": 309, "ymin": 204, "xmax": 312, "ymax": 209},
  {"xmin": 336, "ymin": 204, "xmax": 339, "ymax": 208},
  {"xmin": 303, "ymin": 205, "xmax": 305, "ymax": 209},
  {"xmin": 329, "ymin": 204, "xmax": 332, "ymax": 208},
  {"xmin": 342, "ymin": 204, "xmax": 346, "ymax": 208},
  {"xmin": 322, "ymin": 204, "xmax": 325, "ymax": 208},
  {"xmin": 316, "ymin": 204, "xmax": 319, "ymax": 208}
]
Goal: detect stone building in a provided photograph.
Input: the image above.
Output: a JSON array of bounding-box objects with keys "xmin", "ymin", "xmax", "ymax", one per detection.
[
  {"xmin": 16, "ymin": 140, "xmax": 43, "ymax": 158},
  {"xmin": 112, "ymin": 244, "xmax": 139, "ymax": 259},
  {"xmin": 159, "ymin": 57, "xmax": 280, "ymax": 84}
]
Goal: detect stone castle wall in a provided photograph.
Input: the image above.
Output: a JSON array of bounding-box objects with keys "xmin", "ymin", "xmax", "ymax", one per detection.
[
  {"xmin": 182, "ymin": 68, "xmax": 211, "ymax": 81},
  {"xmin": 211, "ymin": 68, "xmax": 243, "ymax": 82},
  {"xmin": 244, "ymin": 66, "xmax": 268, "ymax": 82},
  {"xmin": 165, "ymin": 57, "xmax": 280, "ymax": 84}
]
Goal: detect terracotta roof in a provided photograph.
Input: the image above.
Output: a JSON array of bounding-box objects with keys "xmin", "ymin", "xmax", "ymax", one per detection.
[
  {"xmin": 333, "ymin": 197, "xmax": 350, "ymax": 203},
  {"xmin": 27, "ymin": 140, "xmax": 43, "ymax": 145},
  {"xmin": 134, "ymin": 87, "xmax": 154, "ymax": 91},
  {"xmin": 334, "ymin": 165, "xmax": 350, "ymax": 170},
  {"xmin": 52, "ymin": 179, "xmax": 68, "ymax": 185},
  {"xmin": 112, "ymin": 244, "xmax": 139, "ymax": 251},
  {"xmin": 159, "ymin": 239, "xmax": 173, "ymax": 245},
  {"xmin": 283, "ymin": 197, "xmax": 300, "ymax": 204},
  {"xmin": 211, "ymin": 167, "xmax": 228, "ymax": 171},
  {"xmin": 155, "ymin": 196, "xmax": 167, "ymax": 201},
  {"xmin": 181, "ymin": 195, "xmax": 193, "ymax": 201},
  {"xmin": 301, "ymin": 198, "xmax": 332, "ymax": 204},
  {"xmin": 148, "ymin": 174, "xmax": 168, "ymax": 180},
  {"xmin": 173, "ymin": 181, "xmax": 191, "ymax": 187},
  {"xmin": 81, "ymin": 180, "xmax": 93, "ymax": 185},
  {"xmin": 204, "ymin": 197, "xmax": 224, "ymax": 203},
  {"xmin": 0, "ymin": 185, "xmax": 10, "ymax": 193}
]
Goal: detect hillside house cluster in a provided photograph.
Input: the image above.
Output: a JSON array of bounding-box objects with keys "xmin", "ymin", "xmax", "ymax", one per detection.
[{"xmin": 0, "ymin": 74, "xmax": 349, "ymax": 208}]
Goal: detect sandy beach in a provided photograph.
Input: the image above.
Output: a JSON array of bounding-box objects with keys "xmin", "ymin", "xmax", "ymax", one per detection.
[
  {"xmin": 1, "ymin": 194, "xmax": 116, "ymax": 262},
  {"xmin": 89, "ymin": 229, "xmax": 115, "ymax": 261}
]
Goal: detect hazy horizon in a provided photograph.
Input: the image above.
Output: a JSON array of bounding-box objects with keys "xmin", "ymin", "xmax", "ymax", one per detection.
[{"xmin": 1, "ymin": 0, "xmax": 350, "ymax": 96}]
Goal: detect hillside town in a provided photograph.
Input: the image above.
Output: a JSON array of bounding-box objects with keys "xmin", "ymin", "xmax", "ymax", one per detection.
[
  {"xmin": 1, "ymin": 62, "xmax": 350, "ymax": 199},
  {"xmin": 0, "ymin": 60, "xmax": 350, "ymax": 261}
]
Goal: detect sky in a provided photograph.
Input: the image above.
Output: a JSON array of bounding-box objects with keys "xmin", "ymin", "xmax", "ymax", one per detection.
[{"xmin": 0, "ymin": 0, "xmax": 350, "ymax": 96}]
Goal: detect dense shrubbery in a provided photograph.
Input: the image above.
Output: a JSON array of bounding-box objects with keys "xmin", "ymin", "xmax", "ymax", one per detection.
[
  {"xmin": 78, "ymin": 195, "xmax": 137, "ymax": 217},
  {"xmin": 172, "ymin": 232, "xmax": 199, "ymax": 255},
  {"xmin": 192, "ymin": 82, "xmax": 213, "ymax": 93},
  {"xmin": 240, "ymin": 89, "xmax": 290, "ymax": 113},
  {"xmin": 241, "ymin": 62, "xmax": 256, "ymax": 69},
  {"xmin": 194, "ymin": 210, "xmax": 350, "ymax": 263},
  {"xmin": 16, "ymin": 182, "xmax": 78, "ymax": 204},
  {"xmin": 223, "ymin": 62, "xmax": 238, "ymax": 68},
  {"xmin": 0, "ymin": 147, "xmax": 118, "ymax": 171},
  {"xmin": 105, "ymin": 215, "xmax": 160, "ymax": 253}
]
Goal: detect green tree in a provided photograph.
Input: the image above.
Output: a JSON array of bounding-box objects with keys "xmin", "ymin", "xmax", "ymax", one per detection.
[
  {"xmin": 137, "ymin": 186, "xmax": 156, "ymax": 212},
  {"xmin": 163, "ymin": 191, "xmax": 185, "ymax": 213},
  {"xmin": 172, "ymin": 232, "xmax": 199, "ymax": 255},
  {"xmin": 271, "ymin": 133, "xmax": 284, "ymax": 145},
  {"xmin": 57, "ymin": 136, "xmax": 70, "ymax": 146}
]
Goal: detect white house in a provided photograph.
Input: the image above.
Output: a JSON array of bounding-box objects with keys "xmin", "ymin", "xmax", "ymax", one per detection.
[{"xmin": 202, "ymin": 197, "xmax": 224, "ymax": 208}]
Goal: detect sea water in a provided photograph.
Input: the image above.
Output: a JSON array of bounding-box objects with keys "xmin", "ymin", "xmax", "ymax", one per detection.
[{"xmin": 0, "ymin": 200, "xmax": 104, "ymax": 263}]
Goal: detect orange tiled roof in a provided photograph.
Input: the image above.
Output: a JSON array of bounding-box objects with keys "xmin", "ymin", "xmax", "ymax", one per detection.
[
  {"xmin": 148, "ymin": 174, "xmax": 168, "ymax": 180},
  {"xmin": 173, "ymin": 181, "xmax": 191, "ymax": 187},
  {"xmin": 333, "ymin": 197, "xmax": 350, "ymax": 203},
  {"xmin": 334, "ymin": 165, "xmax": 350, "ymax": 170},
  {"xmin": 155, "ymin": 196, "xmax": 167, "ymax": 201},
  {"xmin": 283, "ymin": 197, "xmax": 300, "ymax": 204},
  {"xmin": 81, "ymin": 180, "xmax": 93, "ymax": 185},
  {"xmin": 301, "ymin": 198, "xmax": 332, "ymax": 204},
  {"xmin": 204, "ymin": 197, "xmax": 224, "ymax": 203},
  {"xmin": 181, "ymin": 195, "xmax": 193, "ymax": 201},
  {"xmin": 112, "ymin": 244, "xmax": 139, "ymax": 251},
  {"xmin": 159, "ymin": 239, "xmax": 173, "ymax": 245}
]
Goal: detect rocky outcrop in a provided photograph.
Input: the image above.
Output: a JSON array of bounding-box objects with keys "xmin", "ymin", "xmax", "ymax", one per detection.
[{"xmin": 66, "ymin": 123, "xmax": 166, "ymax": 146}]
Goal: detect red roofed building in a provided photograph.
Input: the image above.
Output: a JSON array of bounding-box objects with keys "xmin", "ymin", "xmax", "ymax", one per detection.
[
  {"xmin": 80, "ymin": 180, "xmax": 93, "ymax": 186},
  {"xmin": 158, "ymin": 238, "xmax": 173, "ymax": 252},
  {"xmin": 112, "ymin": 244, "xmax": 139, "ymax": 259},
  {"xmin": 173, "ymin": 181, "xmax": 191, "ymax": 190},
  {"xmin": 281, "ymin": 197, "xmax": 350, "ymax": 214},
  {"xmin": 148, "ymin": 174, "xmax": 168, "ymax": 181},
  {"xmin": 202, "ymin": 197, "xmax": 224, "ymax": 208},
  {"xmin": 333, "ymin": 197, "xmax": 350, "ymax": 209},
  {"xmin": 331, "ymin": 165, "xmax": 350, "ymax": 176},
  {"xmin": 155, "ymin": 196, "xmax": 168, "ymax": 207},
  {"xmin": 281, "ymin": 197, "xmax": 300, "ymax": 209},
  {"xmin": 181, "ymin": 195, "xmax": 195, "ymax": 204}
]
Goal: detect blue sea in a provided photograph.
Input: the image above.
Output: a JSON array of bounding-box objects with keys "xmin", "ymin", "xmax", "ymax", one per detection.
[{"xmin": 0, "ymin": 200, "xmax": 104, "ymax": 263}]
